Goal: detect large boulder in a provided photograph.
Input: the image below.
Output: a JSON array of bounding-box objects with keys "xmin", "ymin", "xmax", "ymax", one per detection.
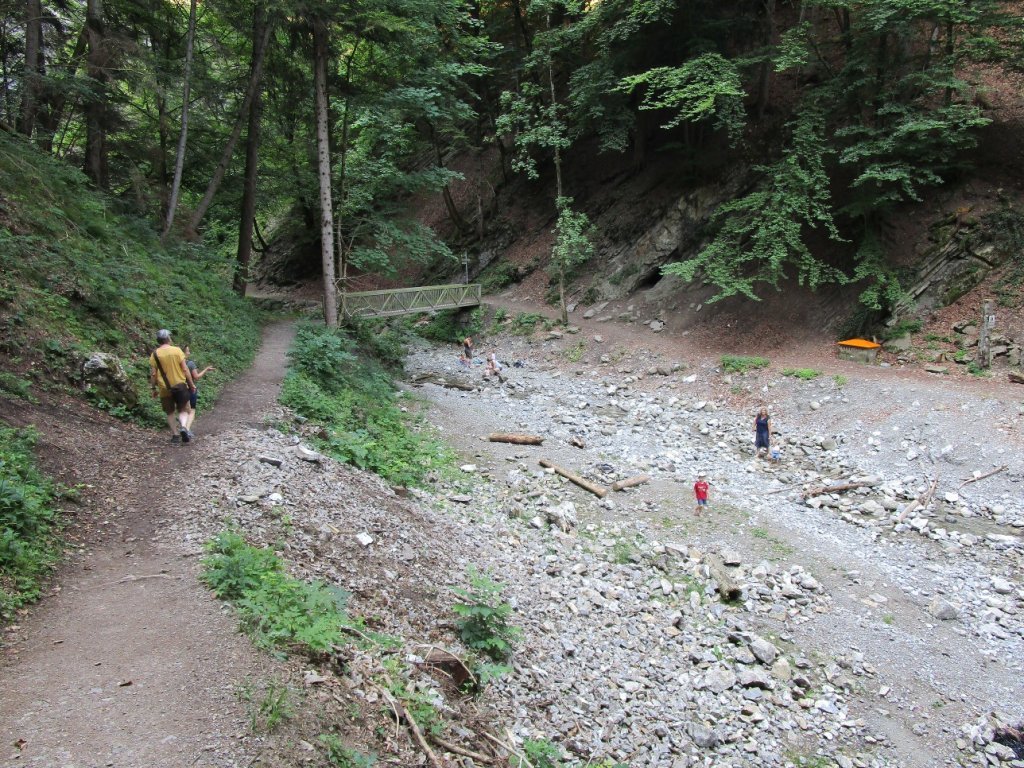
[{"xmin": 81, "ymin": 352, "xmax": 138, "ymax": 410}]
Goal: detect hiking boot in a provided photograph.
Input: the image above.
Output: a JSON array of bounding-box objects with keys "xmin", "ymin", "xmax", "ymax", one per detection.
[
  {"xmin": 171, "ymin": 434, "xmax": 181, "ymax": 444},
  {"xmin": 185, "ymin": 429, "xmax": 195, "ymax": 442},
  {"xmin": 180, "ymin": 427, "xmax": 190, "ymax": 444}
]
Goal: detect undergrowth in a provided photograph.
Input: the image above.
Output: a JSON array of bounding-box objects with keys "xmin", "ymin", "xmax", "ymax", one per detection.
[
  {"xmin": 201, "ymin": 530, "xmax": 362, "ymax": 656},
  {"xmin": 720, "ymin": 355, "xmax": 770, "ymax": 374},
  {"xmin": 0, "ymin": 426, "xmax": 61, "ymax": 620},
  {"xmin": 0, "ymin": 131, "xmax": 260, "ymax": 421},
  {"xmin": 280, "ymin": 323, "xmax": 454, "ymax": 486}
]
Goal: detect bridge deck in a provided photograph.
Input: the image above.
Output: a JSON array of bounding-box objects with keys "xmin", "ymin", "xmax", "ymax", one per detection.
[{"xmin": 339, "ymin": 283, "xmax": 482, "ymax": 319}]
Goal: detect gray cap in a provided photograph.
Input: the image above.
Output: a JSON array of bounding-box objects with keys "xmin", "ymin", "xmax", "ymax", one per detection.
[
  {"xmin": 697, "ymin": 471, "xmax": 707, "ymax": 478},
  {"xmin": 157, "ymin": 329, "xmax": 171, "ymax": 340}
]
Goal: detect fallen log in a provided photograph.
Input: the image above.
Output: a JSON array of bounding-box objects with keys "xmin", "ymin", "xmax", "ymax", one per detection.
[
  {"xmin": 409, "ymin": 372, "xmax": 476, "ymax": 391},
  {"xmin": 959, "ymin": 464, "xmax": 1007, "ymax": 489},
  {"xmin": 611, "ymin": 474, "xmax": 650, "ymax": 492},
  {"xmin": 706, "ymin": 553, "xmax": 742, "ymax": 602},
  {"xmin": 539, "ymin": 458, "xmax": 607, "ymax": 498},
  {"xmin": 488, "ymin": 432, "xmax": 543, "ymax": 446},
  {"xmin": 897, "ymin": 475, "xmax": 939, "ymax": 523},
  {"xmin": 1009, "ymin": 371, "xmax": 1024, "ymax": 384},
  {"xmin": 801, "ymin": 479, "xmax": 878, "ymax": 499}
]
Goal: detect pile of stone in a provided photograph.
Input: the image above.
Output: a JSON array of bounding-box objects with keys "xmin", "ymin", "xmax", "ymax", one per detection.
[{"xmin": 958, "ymin": 713, "xmax": 1024, "ymax": 767}]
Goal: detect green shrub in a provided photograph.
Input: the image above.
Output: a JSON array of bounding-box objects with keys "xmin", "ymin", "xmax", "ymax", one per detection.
[
  {"xmin": 511, "ymin": 312, "xmax": 548, "ymax": 335},
  {"xmin": 720, "ymin": 355, "xmax": 770, "ymax": 373},
  {"xmin": 321, "ymin": 735, "xmax": 377, "ymax": 767},
  {"xmin": 201, "ymin": 530, "xmax": 351, "ymax": 655},
  {"xmin": 413, "ymin": 308, "xmax": 481, "ymax": 344},
  {"xmin": 0, "ymin": 426, "xmax": 61, "ymax": 620},
  {"xmin": 832, "ymin": 374, "xmax": 848, "ymax": 387},
  {"xmin": 881, "ymin": 319, "xmax": 922, "ymax": 340},
  {"xmin": 782, "ymin": 368, "xmax": 821, "ymax": 380},
  {"xmin": 452, "ymin": 567, "xmax": 521, "ymax": 662},
  {"xmin": 281, "ymin": 324, "xmax": 454, "ymax": 486},
  {"xmin": 565, "ymin": 341, "xmax": 586, "ymax": 362},
  {"xmin": 522, "ymin": 738, "xmax": 564, "ymax": 768},
  {"xmin": 479, "ymin": 261, "xmax": 520, "ymax": 294}
]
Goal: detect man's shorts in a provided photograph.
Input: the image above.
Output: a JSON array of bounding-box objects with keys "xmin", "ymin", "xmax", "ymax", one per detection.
[
  {"xmin": 189, "ymin": 389, "xmax": 198, "ymax": 409},
  {"xmin": 160, "ymin": 385, "xmax": 191, "ymax": 415},
  {"xmin": 696, "ymin": 498, "xmax": 708, "ymax": 507}
]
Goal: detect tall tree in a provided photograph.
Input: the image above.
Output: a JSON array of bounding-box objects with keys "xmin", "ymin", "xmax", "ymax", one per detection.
[
  {"xmin": 163, "ymin": 0, "xmax": 198, "ymax": 235},
  {"xmin": 189, "ymin": 14, "xmax": 273, "ymax": 233},
  {"xmin": 234, "ymin": 7, "xmax": 271, "ymax": 295},
  {"xmin": 18, "ymin": 0, "xmax": 42, "ymax": 137},
  {"xmin": 312, "ymin": 15, "xmax": 338, "ymax": 326},
  {"xmin": 83, "ymin": 0, "xmax": 108, "ymax": 186}
]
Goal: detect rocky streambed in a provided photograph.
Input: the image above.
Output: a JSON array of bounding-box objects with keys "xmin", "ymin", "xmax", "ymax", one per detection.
[{"xmin": 162, "ymin": 329, "xmax": 1023, "ymax": 768}]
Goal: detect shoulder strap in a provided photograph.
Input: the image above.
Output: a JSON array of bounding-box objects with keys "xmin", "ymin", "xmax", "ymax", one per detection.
[{"xmin": 153, "ymin": 348, "xmax": 172, "ymax": 389}]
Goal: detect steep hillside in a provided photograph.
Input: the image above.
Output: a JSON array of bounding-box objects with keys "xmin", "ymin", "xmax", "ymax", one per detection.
[{"xmin": 0, "ymin": 131, "xmax": 261, "ymax": 420}]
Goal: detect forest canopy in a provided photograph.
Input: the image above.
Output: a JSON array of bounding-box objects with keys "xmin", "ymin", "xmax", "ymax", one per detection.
[{"xmin": 2, "ymin": 0, "xmax": 1021, "ymax": 319}]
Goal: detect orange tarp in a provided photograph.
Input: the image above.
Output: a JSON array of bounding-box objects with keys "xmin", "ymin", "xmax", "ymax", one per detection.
[{"xmin": 837, "ymin": 338, "xmax": 881, "ymax": 349}]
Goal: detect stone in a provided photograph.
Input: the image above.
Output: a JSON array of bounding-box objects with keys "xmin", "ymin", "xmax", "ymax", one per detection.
[
  {"xmin": 928, "ymin": 598, "xmax": 959, "ymax": 621},
  {"xmin": 355, "ymin": 532, "xmax": 374, "ymax": 547},
  {"xmin": 924, "ymin": 365, "xmax": 949, "ymax": 374},
  {"xmin": 650, "ymin": 320, "xmax": 665, "ymax": 332},
  {"xmin": 295, "ymin": 444, "xmax": 322, "ymax": 462},
  {"xmin": 721, "ymin": 548, "xmax": 743, "ymax": 566},
  {"xmin": 991, "ymin": 578, "xmax": 1013, "ymax": 595},
  {"xmin": 258, "ymin": 455, "xmax": 284, "ymax": 468},
  {"xmin": 737, "ymin": 668, "xmax": 772, "ymax": 689},
  {"xmin": 82, "ymin": 352, "xmax": 138, "ymax": 409},
  {"xmin": 749, "ymin": 636, "xmax": 778, "ymax": 665},
  {"xmin": 687, "ymin": 724, "xmax": 719, "ymax": 749},
  {"xmin": 771, "ymin": 658, "xmax": 792, "ymax": 682},
  {"xmin": 703, "ymin": 667, "xmax": 736, "ymax": 693}
]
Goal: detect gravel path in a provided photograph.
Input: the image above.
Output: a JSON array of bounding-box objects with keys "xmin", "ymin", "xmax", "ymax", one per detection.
[{"xmin": 0, "ymin": 321, "xmax": 296, "ymax": 768}]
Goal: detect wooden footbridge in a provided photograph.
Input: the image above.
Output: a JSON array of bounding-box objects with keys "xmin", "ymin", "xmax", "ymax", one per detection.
[{"xmin": 339, "ymin": 283, "xmax": 482, "ymax": 319}]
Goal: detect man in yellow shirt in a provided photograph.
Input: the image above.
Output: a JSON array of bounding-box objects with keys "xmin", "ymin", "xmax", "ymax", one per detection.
[{"xmin": 149, "ymin": 329, "xmax": 196, "ymax": 443}]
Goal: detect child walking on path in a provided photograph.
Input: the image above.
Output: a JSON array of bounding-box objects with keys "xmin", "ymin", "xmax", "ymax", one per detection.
[
  {"xmin": 183, "ymin": 344, "xmax": 215, "ymax": 432},
  {"xmin": 694, "ymin": 471, "xmax": 710, "ymax": 516}
]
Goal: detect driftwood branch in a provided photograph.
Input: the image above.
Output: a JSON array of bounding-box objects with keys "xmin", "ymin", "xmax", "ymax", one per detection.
[
  {"xmin": 429, "ymin": 735, "xmax": 494, "ymax": 764},
  {"xmin": 898, "ymin": 475, "xmax": 939, "ymax": 522},
  {"xmin": 706, "ymin": 554, "xmax": 742, "ymax": 602},
  {"xmin": 801, "ymin": 479, "xmax": 878, "ymax": 499},
  {"xmin": 488, "ymin": 433, "xmax": 543, "ymax": 445},
  {"xmin": 611, "ymin": 474, "xmax": 650, "ymax": 492},
  {"xmin": 959, "ymin": 464, "xmax": 1007, "ymax": 489},
  {"xmin": 539, "ymin": 458, "xmax": 607, "ymax": 497},
  {"xmin": 373, "ymin": 679, "xmax": 444, "ymax": 768},
  {"xmin": 481, "ymin": 731, "xmax": 535, "ymax": 768},
  {"xmin": 765, "ymin": 481, "xmax": 807, "ymax": 496}
]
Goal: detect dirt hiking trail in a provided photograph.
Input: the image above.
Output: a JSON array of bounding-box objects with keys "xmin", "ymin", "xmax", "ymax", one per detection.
[{"xmin": 0, "ymin": 321, "xmax": 295, "ymax": 768}]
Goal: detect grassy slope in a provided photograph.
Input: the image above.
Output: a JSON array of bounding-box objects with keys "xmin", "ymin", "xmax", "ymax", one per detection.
[
  {"xmin": 0, "ymin": 130, "xmax": 261, "ymax": 616},
  {"xmin": 0, "ymin": 130, "xmax": 261, "ymax": 419}
]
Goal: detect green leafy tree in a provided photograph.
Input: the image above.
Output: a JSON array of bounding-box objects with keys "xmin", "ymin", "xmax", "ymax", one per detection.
[
  {"xmin": 664, "ymin": 105, "xmax": 844, "ymax": 301},
  {"xmin": 550, "ymin": 196, "xmax": 595, "ymax": 322}
]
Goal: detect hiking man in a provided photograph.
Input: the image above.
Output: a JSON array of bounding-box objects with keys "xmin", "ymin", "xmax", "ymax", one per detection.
[{"xmin": 149, "ymin": 329, "xmax": 196, "ymax": 444}]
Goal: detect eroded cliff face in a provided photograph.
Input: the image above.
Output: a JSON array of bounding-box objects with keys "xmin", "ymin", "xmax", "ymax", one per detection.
[{"xmin": 594, "ymin": 177, "xmax": 742, "ymax": 302}]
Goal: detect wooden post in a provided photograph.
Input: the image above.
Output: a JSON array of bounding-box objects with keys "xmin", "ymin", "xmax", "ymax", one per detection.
[{"xmin": 978, "ymin": 301, "xmax": 993, "ymax": 369}]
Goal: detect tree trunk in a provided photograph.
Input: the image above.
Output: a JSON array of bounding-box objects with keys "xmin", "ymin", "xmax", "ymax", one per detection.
[
  {"xmin": 189, "ymin": 19, "xmax": 273, "ymax": 233},
  {"xmin": 313, "ymin": 17, "xmax": 338, "ymax": 327},
  {"xmin": 163, "ymin": 0, "xmax": 197, "ymax": 236},
  {"xmin": 19, "ymin": 0, "xmax": 42, "ymax": 137},
  {"xmin": 234, "ymin": 11, "xmax": 267, "ymax": 296},
  {"xmin": 755, "ymin": 0, "xmax": 776, "ymax": 120}
]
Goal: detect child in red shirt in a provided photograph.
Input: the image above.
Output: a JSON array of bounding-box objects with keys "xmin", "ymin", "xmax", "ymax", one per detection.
[{"xmin": 694, "ymin": 471, "xmax": 709, "ymax": 516}]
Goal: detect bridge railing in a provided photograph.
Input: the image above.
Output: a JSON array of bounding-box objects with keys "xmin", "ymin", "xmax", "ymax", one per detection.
[{"xmin": 339, "ymin": 283, "xmax": 482, "ymax": 319}]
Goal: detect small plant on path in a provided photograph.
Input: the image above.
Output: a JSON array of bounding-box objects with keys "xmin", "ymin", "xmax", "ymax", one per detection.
[{"xmin": 452, "ymin": 566, "xmax": 521, "ymax": 662}]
